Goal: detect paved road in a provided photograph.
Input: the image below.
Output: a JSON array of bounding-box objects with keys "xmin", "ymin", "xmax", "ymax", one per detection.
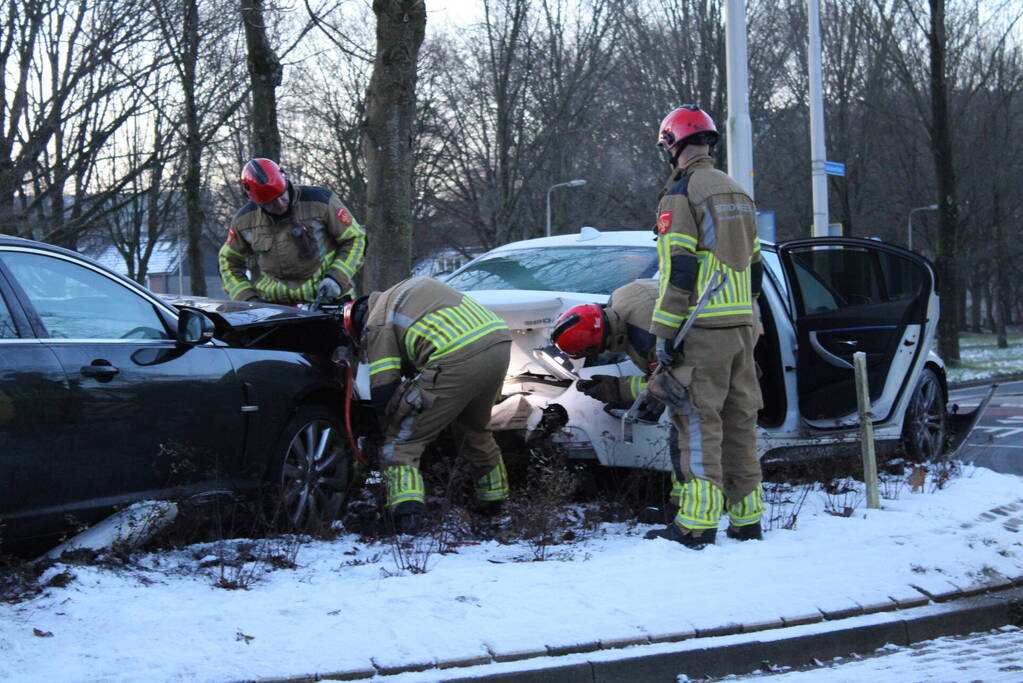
[
  {"xmin": 718, "ymin": 626, "xmax": 1023, "ymax": 682},
  {"xmin": 949, "ymin": 380, "xmax": 1023, "ymax": 476}
]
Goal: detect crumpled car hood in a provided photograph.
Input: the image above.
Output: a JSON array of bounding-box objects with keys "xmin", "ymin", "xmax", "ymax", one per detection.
[{"xmin": 165, "ymin": 296, "xmax": 343, "ymax": 353}]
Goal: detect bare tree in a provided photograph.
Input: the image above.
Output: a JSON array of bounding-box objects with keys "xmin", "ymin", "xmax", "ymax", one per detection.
[
  {"xmin": 361, "ymin": 0, "xmax": 427, "ymax": 290},
  {"xmin": 0, "ymin": 0, "xmax": 160, "ymax": 246},
  {"xmin": 153, "ymin": 0, "xmax": 249, "ymax": 295},
  {"xmin": 241, "ymin": 0, "xmax": 283, "ymax": 160}
]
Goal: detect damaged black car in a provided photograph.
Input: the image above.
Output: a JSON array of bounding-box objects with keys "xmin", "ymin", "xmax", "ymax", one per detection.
[{"xmin": 0, "ymin": 235, "xmax": 363, "ymax": 544}]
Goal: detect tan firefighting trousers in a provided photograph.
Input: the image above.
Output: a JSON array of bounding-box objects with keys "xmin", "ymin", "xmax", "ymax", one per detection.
[
  {"xmin": 382, "ymin": 341, "xmax": 511, "ymax": 478},
  {"xmin": 668, "ymin": 325, "xmax": 763, "ymax": 531}
]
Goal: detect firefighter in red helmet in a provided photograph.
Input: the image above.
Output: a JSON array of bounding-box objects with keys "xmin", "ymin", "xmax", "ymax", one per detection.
[
  {"xmin": 644, "ymin": 105, "xmax": 765, "ymax": 549},
  {"xmin": 550, "ymin": 280, "xmax": 659, "ymax": 407},
  {"xmin": 218, "ymin": 158, "xmax": 366, "ymax": 305}
]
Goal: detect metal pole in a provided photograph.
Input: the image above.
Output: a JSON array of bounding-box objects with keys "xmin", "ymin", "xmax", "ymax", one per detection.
[
  {"xmin": 808, "ymin": 0, "xmax": 829, "ymax": 237},
  {"xmin": 546, "ymin": 185, "xmax": 554, "ymax": 239},
  {"xmin": 545, "ymin": 180, "xmax": 587, "ymax": 238},
  {"xmin": 725, "ymin": 0, "xmax": 754, "ymax": 198},
  {"xmin": 854, "ymin": 351, "xmax": 880, "ymax": 509}
]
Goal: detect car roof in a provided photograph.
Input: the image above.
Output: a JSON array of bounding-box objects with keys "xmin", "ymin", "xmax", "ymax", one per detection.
[
  {"xmin": 485, "ymin": 228, "xmax": 658, "ymax": 253},
  {"xmin": 482, "ymin": 228, "xmax": 778, "ymax": 253}
]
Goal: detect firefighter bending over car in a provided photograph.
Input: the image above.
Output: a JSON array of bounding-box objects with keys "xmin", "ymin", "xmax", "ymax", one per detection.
[
  {"xmin": 219, "ymin": 158, "xmax": 366, "ymax": 305},
  {"xmin": 643, "ymin": 105, "xmax": 765, "ymax": 549},
  {"xmin": 342, "ymin": 277, "xmax": 513, "ymax": 534},
  {"xmin": 550, "ymin": 278, "xmax": 685, "ymax": 518},
  {"xmin": 551, "ymin": 279, "xmax": 660, "ymax": 408}
]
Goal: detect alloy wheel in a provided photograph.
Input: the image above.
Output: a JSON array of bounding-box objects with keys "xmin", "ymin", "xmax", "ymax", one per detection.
[{"xmin": 279, "ymin": 418, "xmax": 351, "ymax": 532}]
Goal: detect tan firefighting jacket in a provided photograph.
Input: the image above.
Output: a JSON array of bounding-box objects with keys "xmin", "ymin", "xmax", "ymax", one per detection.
[
  {"xmin": 605, "ymin": 279, "xmax": 658, "ymax": 401},
  {"xmin": 650, "ymin": 155, "xmax": 762, "ymax": 340},
  {"xmin": 362, "ymin": 277, "xmax": 511, "ymax": 413},
  {"xmin": 218, "ymin": 184, "xmax": 366, "ymax": 303}
]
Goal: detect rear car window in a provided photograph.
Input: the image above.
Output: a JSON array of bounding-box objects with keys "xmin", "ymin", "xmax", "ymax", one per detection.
[{"xmin": 445, "ymin": 246, "xmax": 658, "ymax": 295}]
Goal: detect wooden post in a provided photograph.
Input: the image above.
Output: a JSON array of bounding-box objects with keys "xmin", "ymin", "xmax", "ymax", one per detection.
[{"xmin": 854, "ymin": 351, "xmax": 881, "ymax": 509}]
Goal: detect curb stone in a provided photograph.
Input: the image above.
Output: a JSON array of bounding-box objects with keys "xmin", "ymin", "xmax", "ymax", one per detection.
[{"xmin": 237, "ymin": 586, "xmax": 1023, "ymax": 683}]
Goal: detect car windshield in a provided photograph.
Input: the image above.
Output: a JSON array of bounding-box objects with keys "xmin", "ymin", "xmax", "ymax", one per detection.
[{"xmin": 445, "ymin": 246, "xmax": 658, "ymax": 295}]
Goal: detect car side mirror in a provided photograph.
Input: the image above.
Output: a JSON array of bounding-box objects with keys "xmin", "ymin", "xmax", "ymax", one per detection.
[{"xmin": 176, "ymin": 308, "xmax": 215, "ymax": 346}]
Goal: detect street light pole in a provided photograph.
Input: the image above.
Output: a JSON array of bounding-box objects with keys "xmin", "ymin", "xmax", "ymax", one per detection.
[
  {"xmin": 545, "ymin": 179, "xmax": 587, "ymax": 238},
  {"xmin": 808, "ymin": 0, "xmax": 830, "ymax": 238},
  {"xmin": 907, "ymin": 204, "xmax": 938, "ymax": 251}
]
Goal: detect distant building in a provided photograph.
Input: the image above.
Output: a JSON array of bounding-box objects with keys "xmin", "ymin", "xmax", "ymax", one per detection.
[{"xmin": 90, "ymin": 241, "xmax": 226, "ymax": 298}]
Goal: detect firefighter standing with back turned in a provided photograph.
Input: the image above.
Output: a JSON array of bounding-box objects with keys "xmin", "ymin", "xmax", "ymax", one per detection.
[
  {"xmin": 341, "ymin": 277, "xmax": 513, "ymax": 534},
  {"xmin": 643, "ymin": 105, "xmax": 765, "ymax": 549},
  {"xmin": 218, "ymin": 158, "xmax": 366, "ymax": 305}
]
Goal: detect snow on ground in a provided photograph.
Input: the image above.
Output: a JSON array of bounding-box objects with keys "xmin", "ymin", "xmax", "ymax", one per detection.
[
  {"xmin": 2, "ymin": 466, "xmax": 1023, "ymax": 683},
  {"xmin": 724, "ymin": 625, "xmax": 1023, "ymax": 682},
  {"xmin": 948, "ymin": 342, "xmax": 1023, "ymax": 384}
]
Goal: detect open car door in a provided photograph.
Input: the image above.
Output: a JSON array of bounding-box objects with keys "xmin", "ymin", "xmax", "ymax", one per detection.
[{"xmin": 777, "ymin": 238, "xmax": 937, "ymax": 426}]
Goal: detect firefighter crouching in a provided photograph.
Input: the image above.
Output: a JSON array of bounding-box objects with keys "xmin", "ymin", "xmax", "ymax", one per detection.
[
  {"xmin": 644, "ymin": 105, "xmax": 765, "ymax": 549},
  {"xmin": 218, "ymin": 158, "xmax": 366, "ymax": 305},
  {"xmin": 550, "ymin": 279, "xmax": 684, "ymax": 514},
  {"xmin": 341, "ymin": 277, "xmax": 513, "ymax": 534}
]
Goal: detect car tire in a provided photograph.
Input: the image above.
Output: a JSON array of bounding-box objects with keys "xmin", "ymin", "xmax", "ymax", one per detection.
[
  {"xmin": 901, "ymin": 367, "xmax": 947, "ymax": 462},
  {"xmin": 271, "ymin": 404, "xmax": 354, "ymax": 533}
]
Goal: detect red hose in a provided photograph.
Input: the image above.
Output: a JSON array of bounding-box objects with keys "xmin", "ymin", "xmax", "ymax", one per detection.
[{"xmin": 341, "ymin": 360, "xmax": 367, "ymax": 466}]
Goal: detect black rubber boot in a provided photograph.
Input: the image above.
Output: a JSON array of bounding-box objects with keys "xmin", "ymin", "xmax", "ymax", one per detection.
[
  {"xmin": 390, "ymin": 500, "xmax": 426, "ymax": 535},
  {"xmin": 726, "ymin": 522, "xmax": 763, "ymax": 541},
  {"xmin": 644, "ymin": 524, "xmax": 716, "ymax": 549},
  {"xmin": 474, "ymin": 499, "xmax": 505, "ymax": 517}
]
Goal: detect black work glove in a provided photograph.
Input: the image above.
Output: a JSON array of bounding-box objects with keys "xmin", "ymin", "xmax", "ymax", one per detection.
[
  {"xmin": 655, "ymin": 338, "xmax": 675, "ymax": 369},
  {"xmin": 576, "ymin": 375, "xmax": 621, "ymax": 403}
]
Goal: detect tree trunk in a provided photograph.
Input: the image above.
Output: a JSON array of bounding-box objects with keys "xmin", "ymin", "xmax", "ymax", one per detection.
[
  {"xmin": 361, "ymin": 0, "xmax": 426, "ymax": 291},
  {"xmin": 928, "ymin": 0, "xmax": 960, "ymax": 365},
  {"xmin": 993, "ymin": 187, "xmax": 1008, "ymax": 348},
  {"xmin": 240, "ymin": 0, "xmax": 282, "ymax": 160},
  {"xmin": 182, "ymin": 0, "xmax": 206, "ymax": 296}
]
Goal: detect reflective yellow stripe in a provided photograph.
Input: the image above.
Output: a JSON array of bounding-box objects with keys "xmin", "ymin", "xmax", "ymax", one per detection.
[
  {"xmin": 384, "ymin": 465, "xmax": 425, "ymax": 507},
  {"xmin": 475, "ymin": 459, "xmax": 509, "ymax": 502},
  {"xmin": 369, "ymin": 357, "xmax": 402, "ymax": 375},
  {"xmin": 675, "ymin": 478, "xmax": 724, "ymax": 530},
  {"xmin": 688, "ymin": 252, "xmax": 754, "ymax": 320},
  {"xmin": 333, "ymin": 223, "xmax": 366, "ymax": 279},
  {"xmin": 628, "ymin": 375, "xmax": 646, "ymax": 401},
  {"xmin": 728, "ymin": 485, "xmax": 764, "ymax": 526},
  {"xmin": 404, "ymin": 298, "xmax": 507, "ymax": 363}
]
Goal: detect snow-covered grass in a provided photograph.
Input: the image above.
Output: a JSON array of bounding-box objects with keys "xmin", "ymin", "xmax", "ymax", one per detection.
[
  {"xmin": 947, "ymin": 342, "xmax": 1023, "ymax": 384},
  {"xmin": 2, "ymin": 465, "xmax": 1022, "ymax": 683}
]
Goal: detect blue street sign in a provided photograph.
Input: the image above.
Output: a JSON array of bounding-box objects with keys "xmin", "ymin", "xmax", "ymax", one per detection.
[{"xmin": 824, "ymin": 161, "xmax": 845, "ymax": 176}]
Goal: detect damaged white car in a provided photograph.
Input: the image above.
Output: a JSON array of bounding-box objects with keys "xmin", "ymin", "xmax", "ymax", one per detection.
[{"xmin": 409, "ymin": 227, "xmax": 982, "ymax": 472}]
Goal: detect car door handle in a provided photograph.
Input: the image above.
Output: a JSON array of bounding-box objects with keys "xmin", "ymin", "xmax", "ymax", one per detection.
[
  {"xmin": 834, "ymin": 338, "xmax": 859, "ymax": 346},
  {"xmin": 80, "ymin": 361, "xmax": 120, "ymax": 380}
]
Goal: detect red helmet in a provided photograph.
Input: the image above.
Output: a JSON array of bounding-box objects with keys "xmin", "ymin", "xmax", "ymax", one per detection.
[
  {"xmin": 550, "ymin": 304, "xmax": 607, "ymax": 358},
  {"xmin": 657, "ymin": 105, "xmax": 718, "ymax": 151},
  {"xmin": 341, "ymin": 296, "xmax": 368, "ymax": 341},
  {"xmin": 240, "ymin": 158, "xmax": 287, "ymax": 204}
]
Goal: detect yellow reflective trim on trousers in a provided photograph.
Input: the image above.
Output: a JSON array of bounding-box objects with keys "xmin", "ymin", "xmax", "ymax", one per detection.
[
  {"xmin": 728, "ymin": 485, "xmax": 764, "ymax": 526},
  {"xmin": 475, "ymin": 459, "xmax": 509, "ymax": 501},
  {"xmin": 383, "ymin": 465, "xmax": 425, "ymax": 507},
  {"xmin": 675, "ymin": 478, "xmax": 724, "ymax": 529},
  {"xmin": 669, "ymin": 473, "xmax": 683, "ymax": 501}
]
